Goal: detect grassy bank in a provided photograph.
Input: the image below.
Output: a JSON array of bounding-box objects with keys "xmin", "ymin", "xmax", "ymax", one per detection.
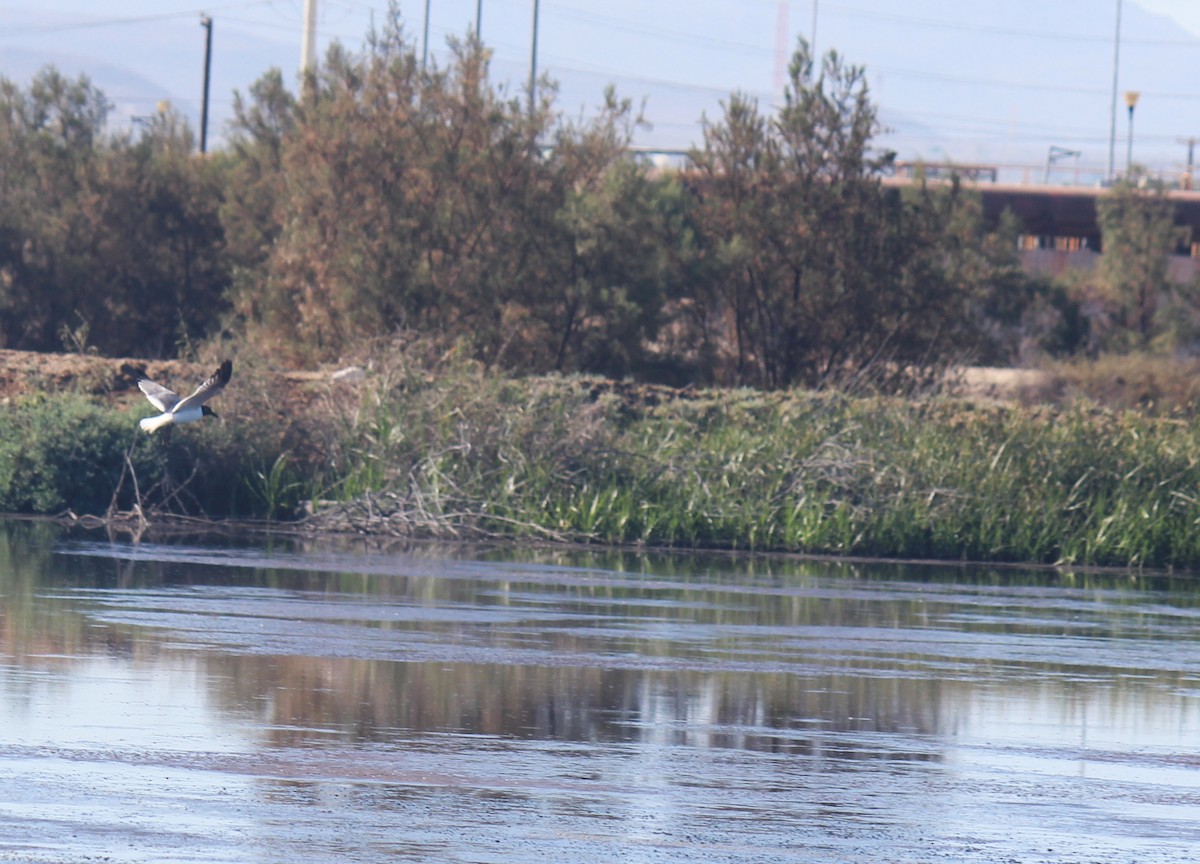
[
  {"xmin": 4, "ymin": 355, "xmax": 1200, "ymax": 570},
  {"xmin": 331, "ymin": 369, "xmax": 1200, "ymax": 568}
]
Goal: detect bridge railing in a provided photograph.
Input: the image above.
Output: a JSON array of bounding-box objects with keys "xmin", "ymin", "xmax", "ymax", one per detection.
[{"xmin": 891, "ymin": 160, "xmax": 1195, "ymax": 190}]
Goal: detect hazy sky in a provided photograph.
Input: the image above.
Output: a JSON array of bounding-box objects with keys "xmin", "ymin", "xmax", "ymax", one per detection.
[
  {"xmin": 1138, "ymin": 0, "xmax": 1200, "ymax": 35},
  {"xmin": 3, "ymin": 1, "xmax": 1200, "ymax": 181}
]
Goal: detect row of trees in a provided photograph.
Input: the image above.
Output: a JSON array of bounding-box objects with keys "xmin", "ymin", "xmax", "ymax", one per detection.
[
  {"xmin": 0, "ymin": 13, "xmax": 1187, "ymax": 388},
  {"xmin": 218, "ymin": 20, "xmax": 1027, "ymax": 387},
  {"xmin": 0, "ymin": 71, "xmax": 226, "ymax": 357}
]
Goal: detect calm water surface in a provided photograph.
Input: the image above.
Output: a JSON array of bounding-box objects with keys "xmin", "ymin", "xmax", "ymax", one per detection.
[{"xmin": 2, "ymin": 519, "xmax": 1200, "ymax": 863}]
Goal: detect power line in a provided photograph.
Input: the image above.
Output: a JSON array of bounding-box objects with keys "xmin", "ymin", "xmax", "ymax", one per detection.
[
  {"xmin": 825, "ymin": 0, "xmax": 1200, "ymax": 47},
  {"xmin": 0, "ymin": 1, "xmax": 275, "ymax": 38},
  {"xmin": 548, "ymin": 4, "xmax": 770, "ymax": 58}
]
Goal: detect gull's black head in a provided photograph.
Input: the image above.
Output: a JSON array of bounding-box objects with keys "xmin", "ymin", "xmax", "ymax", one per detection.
[{"xmin": 202, "ymin": 405, "xmax": 219, "ymax": 419}]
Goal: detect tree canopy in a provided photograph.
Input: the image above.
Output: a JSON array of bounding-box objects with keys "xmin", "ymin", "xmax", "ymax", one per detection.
[{"xmin": 0, "ymin": 23, "xmax": 1147, "ymax": 386}]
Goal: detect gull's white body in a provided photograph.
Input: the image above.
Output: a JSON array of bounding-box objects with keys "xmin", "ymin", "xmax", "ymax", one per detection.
[
  {"xmin": 139, "ymin": 406, "xmax": 205, "ymax": 432},
  {"xmin": 137, "ymin": 360, "xmax": 232, "ymax": 433}
]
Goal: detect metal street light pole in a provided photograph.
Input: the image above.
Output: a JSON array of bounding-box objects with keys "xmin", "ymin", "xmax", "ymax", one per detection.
[
  {"xmin": 1125, "ymin": 90, "xmax": 1140, "ymax": 176},
  {"xmin": 1045, "ymin": 146, "xmax": 1081, "ymax": 185}
]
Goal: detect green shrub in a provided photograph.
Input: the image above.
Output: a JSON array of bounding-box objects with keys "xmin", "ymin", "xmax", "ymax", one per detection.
[
  {"xmin": 0, "ymin": 392, "xmax": 302, "ymax": 519},
  {"xmin": 0, "ymin": 394, "xmax": 156, "ymax": 514}
]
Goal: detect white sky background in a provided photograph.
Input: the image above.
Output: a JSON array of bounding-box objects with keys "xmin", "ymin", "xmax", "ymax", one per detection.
[
  {"xmin": 2, "ymin": 1, "xmax": 1200, "ymax": 181},
  {"xmin": 1138, "ymin": 0, "xmax": 1200, "ymax": 35}
]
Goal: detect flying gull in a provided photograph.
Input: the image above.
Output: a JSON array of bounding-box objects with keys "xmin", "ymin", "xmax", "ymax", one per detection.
[{"xmin": 137, "ymin": 360, "xmax": 232, "ymax": 434}]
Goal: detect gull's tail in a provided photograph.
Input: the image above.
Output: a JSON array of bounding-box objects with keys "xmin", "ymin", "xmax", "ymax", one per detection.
[{"xmin": 139, "ymin": 414, "xmax": 173, "ymax": 433}]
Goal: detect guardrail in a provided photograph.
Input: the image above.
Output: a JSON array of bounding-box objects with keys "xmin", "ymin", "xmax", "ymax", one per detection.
[
  {"xmin": 627, "ymin": 147, "xmax": 1195, "ymax": 189},
  {"xmin": 891, "ymin": 160, "xmax": 1194, "ymax": 189}
]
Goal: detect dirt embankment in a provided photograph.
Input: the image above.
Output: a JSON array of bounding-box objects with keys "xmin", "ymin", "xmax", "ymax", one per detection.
[
  {"xmin": 0, "ymin": 349, "xmax": 345, "ymax": 416},
  {"xmin": 0, "ymin": 349, "xmax": 195, "ymax": 402},
  {"xmin": 0, "ymin": 349, "xmax": 1043, "ymax": 406}
]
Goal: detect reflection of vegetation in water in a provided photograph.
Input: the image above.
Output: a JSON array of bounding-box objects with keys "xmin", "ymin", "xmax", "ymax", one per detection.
[
  {"xmin": 210, "ymin": 656, "xmax": 957, "ymax": 764},
  {"xmin": 0, "ymin": 521, "xmax": 91, "ymax": 663},
  {"xmin": 0, "ymin": 521, "xmax": 165, "ymax": 677},
  {"xmin": 152, "ymin": 544, "xmax": 1200, "ymax": 750},
  {"xmin": 5, "ymin": 521, "xmax": 1200, "ymax": 760}
]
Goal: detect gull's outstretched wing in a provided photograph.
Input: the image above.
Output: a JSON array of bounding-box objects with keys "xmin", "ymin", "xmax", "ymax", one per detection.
[
  {"xmin": 137, "ymin": 377, "xmax": 180, "ymax": 413},
  {"xmin": 173, "ymin": 360, "xmax": 233, "ymax": 414}
]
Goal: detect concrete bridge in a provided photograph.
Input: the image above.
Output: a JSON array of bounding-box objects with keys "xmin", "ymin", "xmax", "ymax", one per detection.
[
  {"xmin": 977, "ymin": 183, "xmax": 1200, "ymax": 280},
  {"xmin": 881, "ymin": 172, "xmax": 1200, "ymax": 280},
  {"xmin": 976, "ymin": 184, "xmax": 1200, "ymax": 248},
  {"xmin": 638, "ymin": 149, "xmax": 1200, "ymax": 279}
]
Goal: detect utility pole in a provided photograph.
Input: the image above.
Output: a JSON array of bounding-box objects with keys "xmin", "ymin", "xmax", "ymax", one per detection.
[
  {"xmin": 300, "ymin": 0, "xmax": 317, "ymax": 73},
  {"xmin": 811, "ymin": 0, "xmax": 818, "ymax": 59},
  {"xmin": 529, "ymin": 0, "xmax": 540, "ymax": 116},
  {"xmin": 476, "ymin": 0, "xmax": 482, "ymax": 38},
  {"xmin": 773, "ymin": 3, "xmax": 788, "ymax": 98},
  {"xmin": 422, "ymin": 0, "xmax": 431, "ymax": 68},
  {"xmin": 1106, "ymin": 0, "xmax": 1123, "ymax": 182},
  {"xmin": 199, "ymin": 15, "xmax": 212, "ymax": 154}
]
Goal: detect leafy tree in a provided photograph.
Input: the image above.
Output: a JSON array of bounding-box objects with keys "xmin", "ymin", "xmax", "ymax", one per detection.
[
  {"xmin": 682, "ymin": 42, "xmax": 1004, "ymax": 389},
  {"xmin": 0, "ymin": 69, "xmax": 110, "ymax": 351},
  {"xmin": 227, "ymin": 10, "xmax": 664, "ymax": 375},
  {"xmin": 0, "ymin": 69, "xmax": 228, "ymax": 357},
  {"xmin": 90, "ymin": 108, "xmax": 230, "ymax": 356},
  {"xmin": 500, "ymin": 91, "xmax": 669, "ymax": 376},
  {"xmin": 221, "ymin": 69, "xmax": 296, "ymax": 292},
  {"xmin": 0, "ymin": 34, "xmax": 1049, "ymax": 383},
  {"xmin": 1094, "ymin": 178, "xmax": 1186, "ymax": 351},
  {"xmin": 225, "ymin": 23, "xmax": 539, "ymax": 360},
  {"xmin": 906, "ymin": 184, "xmax": 1050, "ymax": 366}
]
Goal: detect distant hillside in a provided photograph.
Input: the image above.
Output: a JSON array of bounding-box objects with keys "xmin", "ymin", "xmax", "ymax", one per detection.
[{"xmin": 1, "ymin": 1, "xmax": 1197, "ymax": 173}]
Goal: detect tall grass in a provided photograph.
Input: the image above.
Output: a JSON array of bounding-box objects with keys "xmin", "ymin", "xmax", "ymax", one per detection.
[
  {"xmin": 320, "ymin": 360, "xmax": 1200, "ymax": 569},
  {"xmin": 7, "ymin": 357, "xmax": 1200, "ymax": 569}
]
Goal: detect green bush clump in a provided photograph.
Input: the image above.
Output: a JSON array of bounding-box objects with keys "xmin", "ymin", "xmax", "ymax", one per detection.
[
  {"xmin": 0, "ymin": 392, "xmax": 303, "ymax": 520},
  {"xmin": 0, "ymin": 394, "xmax": 157, "ymax": 514}
]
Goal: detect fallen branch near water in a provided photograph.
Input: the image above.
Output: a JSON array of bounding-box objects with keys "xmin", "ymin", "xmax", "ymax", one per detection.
[{"xmin": 303, "ymin": 493, "xmax": 573, "ymax": 543}]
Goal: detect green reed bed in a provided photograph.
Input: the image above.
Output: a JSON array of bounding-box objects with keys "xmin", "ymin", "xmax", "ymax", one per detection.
[
  {"xmin": 328, "ymin": 370, "xmax": 1200, "ymax": 569},
  {"xmin": 6, "ymin": 366, "xmax": 1200, "ymax": 569}
]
